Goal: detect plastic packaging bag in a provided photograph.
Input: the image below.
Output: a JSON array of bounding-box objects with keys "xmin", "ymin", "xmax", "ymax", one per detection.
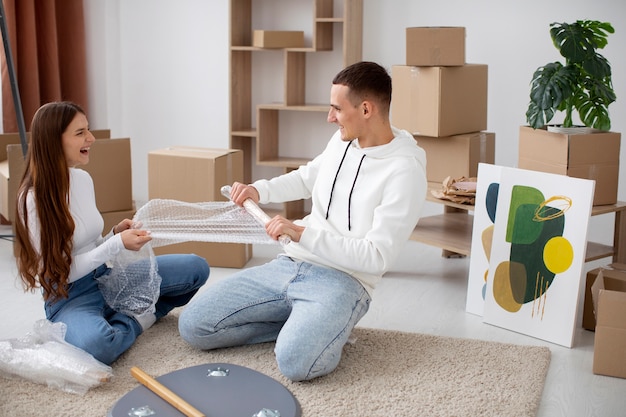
[{"xmin": 0, "ymin": 319, "xmax": 113, "ymax": 394}]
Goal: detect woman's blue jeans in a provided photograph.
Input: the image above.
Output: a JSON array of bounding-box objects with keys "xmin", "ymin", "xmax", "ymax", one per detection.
[
  {"xmin": 178, "ymin": 255, "xmax": 371, "ymax": 381},
  {"xmin": 45, "ymin": 254, "xmax": 209, "ymax": 365}
]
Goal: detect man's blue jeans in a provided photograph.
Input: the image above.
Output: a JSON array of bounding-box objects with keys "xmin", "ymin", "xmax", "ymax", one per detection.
[
  {"xmin": 45, "ymin": 254, "xmax": 209, "ymax": 365},
  {"xmin": 178, "ymin": 255, "xmax": 370, "ymax": 381}
]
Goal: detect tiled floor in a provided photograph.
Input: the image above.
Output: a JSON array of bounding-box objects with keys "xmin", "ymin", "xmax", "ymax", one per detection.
[{"xmin": 1, "ymin": 224, "xmax": 625, "ymax": 416}]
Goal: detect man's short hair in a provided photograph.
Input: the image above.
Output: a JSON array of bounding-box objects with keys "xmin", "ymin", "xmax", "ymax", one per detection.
[{"xmin": 332, "ymin": 61, "xmax": 392, "ymax": 112}]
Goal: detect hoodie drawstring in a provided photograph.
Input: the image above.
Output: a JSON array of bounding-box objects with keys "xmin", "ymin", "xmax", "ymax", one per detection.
[
  {"xmin": 347, "ymin": 154, "xmax": 365, "ymax": 230},
  {"xmin": 325, "ymin": 140, "xmax": 365, "ymax": 231}
]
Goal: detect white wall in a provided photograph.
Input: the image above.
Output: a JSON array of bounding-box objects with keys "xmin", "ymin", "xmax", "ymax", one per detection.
[
  {"xmin": 84, "ymin": 0, "xmax": 229, "ymax": 204},
  {"xmin": 83, "ymin": 0, "xmax": 626, "ymax": 243}
]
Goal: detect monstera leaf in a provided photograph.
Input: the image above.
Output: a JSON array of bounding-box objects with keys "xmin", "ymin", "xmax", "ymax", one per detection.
[{"xmin": 526, "ymin": 20, "xmax": 615, "ymax": 130}]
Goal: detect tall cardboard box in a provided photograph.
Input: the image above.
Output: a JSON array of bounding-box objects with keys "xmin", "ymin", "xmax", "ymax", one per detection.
[
  {"xmin": 414, "ymin": 132, "xmax": 495, "ymax": 182},
  {"xmin": 406, "ymin": 27, "xmax": 465, "ymax": 66},
  {"xmin": 148, "ymin": 147, "xmax": 252, "ymax": 268},
  {"xmin": 391, "ymin": 64, "xmax": 488, "ymax": 137},
  {"xmin": 518, "ymin": 126, "xmax": 620, "ymax": 206}
]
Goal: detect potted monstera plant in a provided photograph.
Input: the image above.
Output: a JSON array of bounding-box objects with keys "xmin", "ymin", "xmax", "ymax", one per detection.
[
  {"xmin": 525, "ymin": 20, "xmax": 616, "ymax": 132},
  {"xmin": 519, "ymin": 20, "xmax": 621, "ymax": 206}
]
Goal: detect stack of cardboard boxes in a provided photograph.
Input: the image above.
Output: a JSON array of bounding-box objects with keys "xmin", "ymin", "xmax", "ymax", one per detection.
[{"xmin": 391, "ymin": 27, "xmax": 495, "ymax": 183}]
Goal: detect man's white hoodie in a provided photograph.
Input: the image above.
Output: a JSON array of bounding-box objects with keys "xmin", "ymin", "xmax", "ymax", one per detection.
[{"xmin": 252, "ymin": 126, "xmax": 427, "ymax": 294}]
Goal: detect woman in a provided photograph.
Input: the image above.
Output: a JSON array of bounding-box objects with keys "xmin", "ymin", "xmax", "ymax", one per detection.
[{"xmin": 14, "ymin": 101, "xmax": 210, "ymax": 365}]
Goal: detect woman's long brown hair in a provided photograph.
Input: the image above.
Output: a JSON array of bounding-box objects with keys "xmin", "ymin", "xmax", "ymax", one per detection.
[{"xmin": 14, "ymin": 102, "xmax": 83, "ymax": 301}]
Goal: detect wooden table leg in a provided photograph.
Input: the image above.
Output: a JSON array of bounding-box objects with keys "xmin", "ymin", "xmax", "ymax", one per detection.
[
  {"xmin": 441, "ymin": 205, "xmax": 468, "ymax": 258},
  {"xmin": 613, "ymin": 208, "xmax": 626, "ymax": 263}
]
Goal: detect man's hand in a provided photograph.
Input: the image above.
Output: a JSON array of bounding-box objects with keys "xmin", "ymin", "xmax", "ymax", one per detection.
[
  {"xmin": 229, "ymin": 182, "xmax": 260, "ymax": 207},
  {"xmin": 266, "ymin": 216, "xmax": 305, "ymax": 243}
]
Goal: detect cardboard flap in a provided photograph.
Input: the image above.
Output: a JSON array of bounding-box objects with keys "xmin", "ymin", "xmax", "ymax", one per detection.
[
  {"xmin": 591, "ymin": 270, "xmax": 606, "ymax": 320},
  {"xmin": 596, "ymin": 289, "xmax": 626, "ymax": 329}
]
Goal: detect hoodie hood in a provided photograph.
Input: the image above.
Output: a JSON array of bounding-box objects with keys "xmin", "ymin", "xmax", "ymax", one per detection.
[{"xmin": 356, "ymin": 126, "xmax": 426, "ymax": 161}]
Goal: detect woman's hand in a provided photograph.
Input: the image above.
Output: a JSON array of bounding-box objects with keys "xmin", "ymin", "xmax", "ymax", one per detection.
[
  {"xmin": 113, "ymin": 219, "xmax": 134, "ymax": 235},
  {"xmin": 120, "ymin": 229, "xmax": 152, "ymax": 251}
]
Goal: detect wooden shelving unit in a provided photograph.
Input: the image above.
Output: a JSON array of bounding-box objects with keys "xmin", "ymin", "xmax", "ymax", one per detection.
[
  {"xmin": 229, "ymin": 0, "xmax": 363, "ymax": 219},
  {"xmin": 412, "ymin": 181, "xmax": 626, "ymax": 263}
]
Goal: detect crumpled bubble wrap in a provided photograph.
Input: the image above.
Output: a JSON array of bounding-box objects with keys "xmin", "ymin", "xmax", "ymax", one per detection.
[
  {"xmin": 0, "ymin": 319, "xmax": 113, "ymax": 394},
  {"xmin": 97, "ymin": 241, "xmax": 161, "ymax": 317}
]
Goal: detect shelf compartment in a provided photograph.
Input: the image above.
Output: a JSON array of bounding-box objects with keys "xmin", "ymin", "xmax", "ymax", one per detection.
[
  {"xmin": 313, "ymin": 0, "xmax": 334, "ymax": 51},
  {"xmin": 256, "ymin": 104, "xmax": 329, "ymax": 168}
]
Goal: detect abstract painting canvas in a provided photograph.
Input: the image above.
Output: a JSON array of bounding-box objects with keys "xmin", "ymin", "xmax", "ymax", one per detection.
[
  {"xmin": 482, "ymin": 166, "xmax": 595, "ymax": 347},
  {"xmin": 466, "ymin": 163, "xmax": 502, "ymax": 316}
]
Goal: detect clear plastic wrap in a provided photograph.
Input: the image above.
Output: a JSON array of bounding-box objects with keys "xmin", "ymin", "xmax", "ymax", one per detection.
[
  {"xmin": 0, "ymin": 319, "xmax": 113, "ymax": 394},
  {"xmin": 133, "ymin": 198, "xmax": 277, "ymax": 246}
]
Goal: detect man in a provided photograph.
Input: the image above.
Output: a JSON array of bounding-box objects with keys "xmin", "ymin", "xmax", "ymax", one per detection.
[{"xmin": 179, "ymin": 61, "xmax": 427, "ymax": 381}]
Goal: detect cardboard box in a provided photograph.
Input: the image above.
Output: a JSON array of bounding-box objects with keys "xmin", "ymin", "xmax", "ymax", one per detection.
[
  {"xmin": 414, "ymin": 132, "xmax": 495, "ymax": 182},
  {"xmin": 4, "ymin": 144, "xmax": 23, "ymax": 222},
  {"xmin": 518, "ymin": 126, "xmax": 620, "ymax": 206},
  {"xmin": 154, "ymin": 241, "xmax": 253, "ymax": 270},
  {"xmin": 593, "ymin": 288, "xmax": 626, "ymax": 378},
  {"xmin": 148, "ymin": 147, "xmax": 243, "ymax": 202},
  {"xmin": 0, "ymin": 133, "xmax": 24, "ymax": 220},
  {"xmin": 391, "ymin": 64, "xmax": 488, "ymax": 137},
  {"xmin": 148, "ymin": 147, "xmax": 252, "ymax": 268},
  {"xmin": 83, "ymin": 138, "xmax": 134, "ymax": 213},
  {"xmin": 6, "ymin": 138, "xmax": 132, "ymax": 221},
  {"xmin": 406, "ymin": 27, "xmax": 465, "ymax": 66},
  {"xmin": 253, "ymin": 30, "xmax": 304, "ymax": 48},
  {"xmin": 1, "ymin": 129, "xmax": 114, "ymax": 221},
  {"xmin": 0, "ymin": 160, "xmax": 8, "ymax": 221},
  {"xmin": 583, "ymin": 264, "xmax": 626, "ymax": 331}
]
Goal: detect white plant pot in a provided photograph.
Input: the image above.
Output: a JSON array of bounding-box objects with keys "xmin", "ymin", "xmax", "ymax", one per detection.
[{"xmin": 546, "ymin": 125, "xmax": 598, "ymax": 134}]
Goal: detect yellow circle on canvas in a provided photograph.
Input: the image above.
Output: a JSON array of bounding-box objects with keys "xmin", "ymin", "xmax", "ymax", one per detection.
[{"xmin": 543, "ymin": 236, "xmax": 573, "ymax": 274}]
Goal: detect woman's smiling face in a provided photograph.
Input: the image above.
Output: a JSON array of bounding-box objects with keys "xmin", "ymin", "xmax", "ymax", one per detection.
[{"xmin": 62, "ymin": 112, "xmax": 95, "ymax": 167}]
